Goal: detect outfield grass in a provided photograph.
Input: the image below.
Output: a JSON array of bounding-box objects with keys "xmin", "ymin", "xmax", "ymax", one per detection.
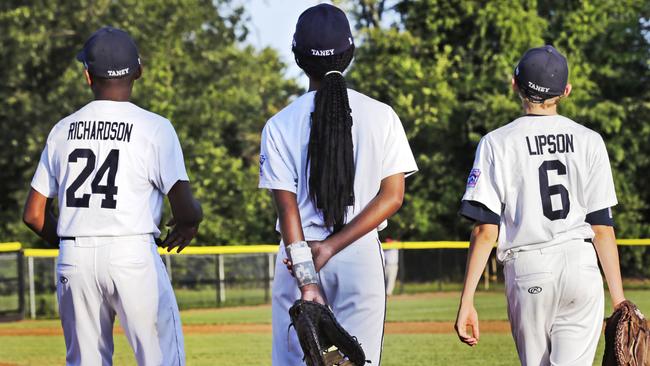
[{"xmin": 1, "ymin": 290, "xmax": 648, "ymax": 365}]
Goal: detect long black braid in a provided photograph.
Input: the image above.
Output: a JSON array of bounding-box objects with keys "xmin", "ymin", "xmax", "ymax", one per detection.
[{"xmin": 296, "ymin": 46, "xmax": 355, "ymax": 233}]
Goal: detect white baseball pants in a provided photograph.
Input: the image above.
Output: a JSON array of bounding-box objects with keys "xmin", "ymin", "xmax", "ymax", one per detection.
[
  {"xmin": 504, "ymin": 239, "xmax": 604, "ymax": 366},
  {"xmin": 271, "ymin": 231, "xmax": 386, "ymax": 365},
  {"xmin": 56, "ymin": 235, "xmax": 185, "ymax": 366}
]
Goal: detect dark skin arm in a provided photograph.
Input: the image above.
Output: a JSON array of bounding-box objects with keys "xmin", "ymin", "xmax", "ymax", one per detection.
[
  {"xmin": 162, "ymin": 180, "xmax": 203, "ymax": 253},
  {"xmin": 23, "ymin": 189, "xmax": 59, "ymax": 246},
  {"xmin": 272, "ymin": 189, "xmax": 326, "ymax": 304},
  {"xmin": 282, "ymin": 173, "xmax": 406, "ymax": 274},
  {"xmin": 312, "ymin": 173, "xmax": 405, "ymax": 268}
]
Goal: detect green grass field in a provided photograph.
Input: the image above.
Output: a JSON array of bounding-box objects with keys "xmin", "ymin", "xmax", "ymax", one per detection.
[{"xmin": 1, "ymin": 290, "xmax": 649, "ymax": 365}]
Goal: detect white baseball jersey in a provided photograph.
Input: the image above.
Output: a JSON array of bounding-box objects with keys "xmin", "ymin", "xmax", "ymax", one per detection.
[
  {"xmin": 461, "ymin": 114, "xmax": 617, "ymax": 260},
  {"xmin": 31, "ymin": 100, "xmax": 189, "ymax": 238},
  {"xmin": 258, "ymin": 89, "xmax": 418, "ymax": 240}
]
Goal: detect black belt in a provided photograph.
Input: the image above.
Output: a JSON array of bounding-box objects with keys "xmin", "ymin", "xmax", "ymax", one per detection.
[
  {"xmin": 60, "ymin": 236, "xmax": 75, "ymax": 241},
  {"xmin": 584, "ymin": 238, "xmax": 593, "ymax": 243}
]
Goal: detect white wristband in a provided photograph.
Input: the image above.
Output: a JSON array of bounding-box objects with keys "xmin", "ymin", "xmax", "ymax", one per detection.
[{"xmin": 286, "ymin": 241, "xmax": 318, "ymax": 287}]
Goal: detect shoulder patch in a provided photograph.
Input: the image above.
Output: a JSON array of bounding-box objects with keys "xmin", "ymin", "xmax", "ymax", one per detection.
[
  {"xmin": 466, "ymin": 169, "xmax": 481, "ymax": 188},
  {"xmin": 259, "ymin": 154, "xmax": 266, "ymax": 177}
]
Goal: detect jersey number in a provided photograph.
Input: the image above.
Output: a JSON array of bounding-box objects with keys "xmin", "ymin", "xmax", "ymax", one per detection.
[
  {"xmin": 538, "ymin": 160, "xmax": 570, "ymax": 220},
  {"xmin": 66, "ymin": 149, "xmax": 119, "ymax": 209}
]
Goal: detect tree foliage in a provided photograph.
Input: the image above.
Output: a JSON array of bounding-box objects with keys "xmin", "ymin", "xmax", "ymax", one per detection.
[
  {"xmin": 1, "ymin": 0, "xmax": 649, "ymax": 277},
  {"xmin": 0, "ymin": 0, "xmax": 299, "ymax": 246},
  {"xmin": 346, "ymin": 0, "xmax": 650, "ymax": 276}
]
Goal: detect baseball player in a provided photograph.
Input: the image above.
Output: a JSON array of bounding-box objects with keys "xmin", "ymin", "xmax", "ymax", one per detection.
[
  {"xmin": 454, "ymin": 45, "xmax": 626, "ymax": 365},
  {"xmin": 258, "ymin": 4, "xmax": 417, "ymax": 365},
  {"xmin": 22, "ymin": 27, "xmax": 202, "ymax": 366}
]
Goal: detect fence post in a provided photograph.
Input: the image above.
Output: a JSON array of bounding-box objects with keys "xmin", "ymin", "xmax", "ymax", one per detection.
[
  {"xmin": 265, "ymin": 253, "xmax": 274, "ymax": 303},
  {"xmin": 216, "ymin": 254, "xmax": 225, "ymax": 305},
  {"xmin": 490, "ymin": 254, "xmax": 498, "ymax": 283},
  {"xmin": 437, "ymin": 249, "xmax": 443, "ymax": 291},
  {"xmin": 17, "ymin": 251, "xmax": 25, "ymax": 318},
  {"xmin": 398, "ymin": 249, "xmax": 405, "ymax": 295},
  {"xmin": 28, "ymin": 256, "xmax": 35, "ymax": 319}
]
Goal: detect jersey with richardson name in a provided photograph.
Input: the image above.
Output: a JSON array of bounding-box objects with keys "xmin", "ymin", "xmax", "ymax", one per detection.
[
  {"xmin": 461, "ymin": 115, "xmax": 617, "ymax": 260},
  {"xmin": 31, "ymin": 100, "xmax": 189, "ymax": 237},
  {"xmin": 258, "ymin": 89, "xmax": 418, "ymax": 240}
]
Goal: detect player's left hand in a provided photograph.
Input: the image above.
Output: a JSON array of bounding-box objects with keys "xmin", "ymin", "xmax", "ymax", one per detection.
[
  {"xmin": 162, "ymin": 217, "xmax": 198, "ymax": 253},
  {"xmin": 455, "ymin": 302, "xmax": 480, "ymax": 347},
  {"xmin": 282, "ymin": 240, "xmax": 334, "ymax": 275},
  {"xmin": 308, "ymin": 240, "xmax": 333, "ymax": 272}
]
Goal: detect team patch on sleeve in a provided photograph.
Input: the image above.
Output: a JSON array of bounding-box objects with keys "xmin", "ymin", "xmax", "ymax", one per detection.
[
  {"xmin": 466, "ymin": 169, "xmax": 481, "ymax": 188},
  {"xmin": 259, "ymin": 154, "xmax": 266, "ymax": 177}
]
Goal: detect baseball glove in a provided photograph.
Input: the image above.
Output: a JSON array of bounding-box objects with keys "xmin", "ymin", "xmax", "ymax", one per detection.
[
  {"xmin": 289, "ymin": 300, "xmax": 367, "ymax": 366},
  {"xmin": 603, "ymin": 300, "xmax": 650, "ymax": 366}
]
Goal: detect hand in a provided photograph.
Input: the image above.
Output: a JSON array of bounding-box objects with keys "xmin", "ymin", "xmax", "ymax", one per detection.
[
  {"xmin": 308, "ymin": 240, "xmax": 334, "ymax": 272},
  {"xmin": 162, "ymin": 217, "xmax": 199, "ymax": 253},
  {"xmin": 455, "ymin": 302, "xmax": 480, "ymax": 347},
  {"xmin": 282, "ymin": 240, "xmax": 334, "ymax": 276},
  {"xmin": 283, "ymin": 257, "xmax": 295, "ymax": 276},
  {"xmin": 300, "ymin": 283, "xmax": 326, "ymax": 305}
]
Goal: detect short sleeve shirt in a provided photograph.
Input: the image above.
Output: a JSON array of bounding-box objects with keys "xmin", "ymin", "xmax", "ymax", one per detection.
[
  {"xmin": 460, "ymin": 115, "xmax": 617, "ymax": 260},
  {"xmin": 31, "ymin": 100, "xmax": 189, "ymax": 237},
  {"xmin": 259, "ymin": 89, "xmax": 418, "ymax": 240}
]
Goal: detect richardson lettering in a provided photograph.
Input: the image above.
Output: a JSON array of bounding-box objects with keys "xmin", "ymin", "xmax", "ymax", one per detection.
[
  {"xmin": 67, "ymin": 121, "xmax": 133, "ymax": 142},
  {"xmin": 311, "ymin": 49, "xmax": 335, "ymax": 56}
]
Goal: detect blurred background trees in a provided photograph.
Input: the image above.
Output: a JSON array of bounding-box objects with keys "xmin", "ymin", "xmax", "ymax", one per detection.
[{"xmin": 1, "ymin": 0, "xmax": 648, "ymax": 276}]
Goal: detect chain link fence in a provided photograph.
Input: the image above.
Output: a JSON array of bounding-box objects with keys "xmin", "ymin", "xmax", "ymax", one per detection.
[{"xmin": 1, "ymin": 241, "xmax": 649, "ymax": 319}]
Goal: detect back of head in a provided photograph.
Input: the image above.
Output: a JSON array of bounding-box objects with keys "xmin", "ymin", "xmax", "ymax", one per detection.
[
  {"xmin": 514, "ymin": 45, "xmax": 568, "ymax": 106},
  {"xmin": 77, "ymin": 27, "xmax": 142, "ymax": 95},
  {"xmin": 293, "ymin": 4, "xmax": 355, "ymax": 233}
]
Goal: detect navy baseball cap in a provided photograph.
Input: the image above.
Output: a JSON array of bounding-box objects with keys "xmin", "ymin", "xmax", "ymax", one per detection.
[
  {"xmin": 514, "ymin": 45, "xmax": 568, "ymax": 102},
  {"xmin": 77, "ymin": 27, "xmax": 140, "ymax": 79},
  {"xmin": 292, "ymin": 4, "xmax": 354, "ymax": 57}
]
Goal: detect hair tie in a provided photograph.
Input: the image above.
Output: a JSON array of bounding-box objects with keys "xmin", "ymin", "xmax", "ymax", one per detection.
[{"xmin": 324, "ymin": 70, "xmax": 343, "ymax": 77}]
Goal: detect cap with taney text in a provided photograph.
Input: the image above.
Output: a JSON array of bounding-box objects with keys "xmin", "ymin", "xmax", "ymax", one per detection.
[
  {"xmin": 292, "ymin": 4, "xmax": 354, "ymax": 57},
  {"xmin": 514, "ymin": 45, "xmax": 568, "ymax": 103},
  {"xmin": 77, "ymin": 27, "xmax": 140, "ymax": 79}
]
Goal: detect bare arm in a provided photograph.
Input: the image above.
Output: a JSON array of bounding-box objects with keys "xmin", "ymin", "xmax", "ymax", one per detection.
[
  {"xmin": 163, "ymin": 181, "xmax": 203, "ymax": 253},
  {"xmin": 272, "ymin": 189, "xmax": 325, "ymax": 304},
  {"xmin": 592, "ymin": 225, "xmax": 625, "ymax": 307},
  {"xmin": 314, "ymin": 173, "xmax": 405, "ymax": 268},
  {"xmin": 22, "ymin": 188, "xmax": 59, "ymax": 246},
  {"xmin": 455, "ymin": 223, "xmax": 499, "ymax": 346},
  {"xmin": 273, "ymin": 190, "xmax": 306, "ymax": 245}
]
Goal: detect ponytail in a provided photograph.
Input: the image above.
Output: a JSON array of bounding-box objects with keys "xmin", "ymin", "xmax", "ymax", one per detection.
[{"xmin": 297, "ymin": 46, "xmax": 355, "ymax": 233}]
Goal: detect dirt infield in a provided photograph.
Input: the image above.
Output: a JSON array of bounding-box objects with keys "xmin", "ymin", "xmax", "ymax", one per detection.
[{"xmin": 0, "ymin": 320, "xmax": 511, "ymax": 336}]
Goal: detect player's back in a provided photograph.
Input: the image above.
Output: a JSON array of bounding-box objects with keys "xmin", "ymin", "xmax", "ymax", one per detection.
[
  {"xmin": 35, "ymin": 100, "xmax": 186, "ymax": 238},
  {"xmin": 465, "ymin": 114, "xmax": 617, "ymax": 259},
  {"xmin": 260, "ymin": 89, "xmax": 417, "ymax": 239}
]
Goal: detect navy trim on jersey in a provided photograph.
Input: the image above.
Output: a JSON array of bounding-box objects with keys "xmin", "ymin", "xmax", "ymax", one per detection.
[
  {"xmin": 586, "ymin": 207, "xmax": 614, "ymax": 226},
  {"xmin": 459, "ymin": 200, "xmax": 500, "ymax": 225}
]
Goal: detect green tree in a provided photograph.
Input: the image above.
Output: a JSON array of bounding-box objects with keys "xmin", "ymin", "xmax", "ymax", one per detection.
[
  {"xmin": 0, "ymin": 0, "xmax": 299, "ymax": 246},
  {"xmin": 346, "ymin": 0, "xmax": 650, "ymax": 276}
]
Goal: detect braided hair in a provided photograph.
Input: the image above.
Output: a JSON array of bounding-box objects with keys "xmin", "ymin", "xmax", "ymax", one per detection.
[{"xmin": 296, "ymin": 46, "xmax": 355, "ymax": 233}]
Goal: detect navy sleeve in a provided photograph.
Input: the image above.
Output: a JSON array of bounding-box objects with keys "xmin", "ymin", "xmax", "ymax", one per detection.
[
  {"xmin": 586, "ymin": 207, "xmax": 614, "ymax": 226},
  {"xmin": 459, "ymin": 200, "xmax": 500, "ymax": 225}
]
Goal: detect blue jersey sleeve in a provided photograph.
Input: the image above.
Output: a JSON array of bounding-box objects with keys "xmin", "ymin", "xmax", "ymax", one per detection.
[{"xmin": 459, "ymin": 200, "xmax": 500, "ymax": 225}]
